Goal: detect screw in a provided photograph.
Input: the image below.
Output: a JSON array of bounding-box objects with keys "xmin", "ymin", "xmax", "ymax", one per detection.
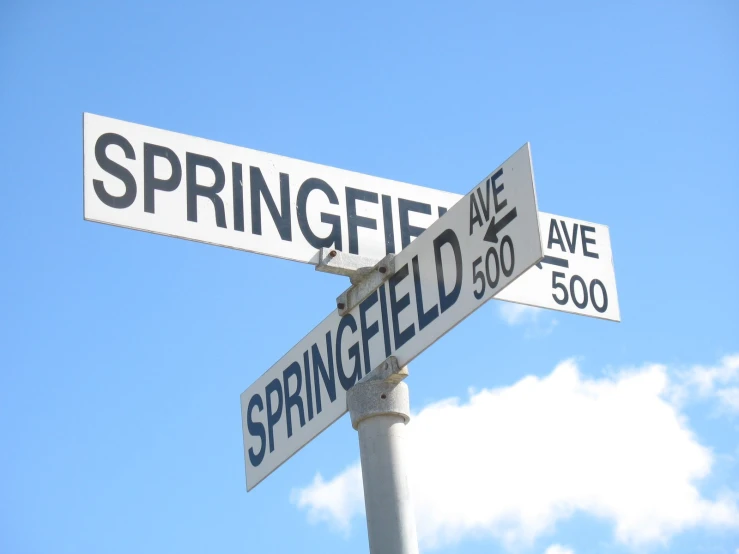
[{"xmin": 329, "ymin": 250, "xmax": 337, "ymax": 258}]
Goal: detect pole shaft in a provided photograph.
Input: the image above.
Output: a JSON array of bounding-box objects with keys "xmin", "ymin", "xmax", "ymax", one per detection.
[{"xmin": 348, "ymin": 379, "xmax": 418, "ymax": 554}]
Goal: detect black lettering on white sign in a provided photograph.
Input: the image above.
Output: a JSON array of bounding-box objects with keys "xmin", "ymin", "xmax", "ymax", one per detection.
[{"xmin": 91, "ymin": 131, "xmax": 452, "ymax": 258}]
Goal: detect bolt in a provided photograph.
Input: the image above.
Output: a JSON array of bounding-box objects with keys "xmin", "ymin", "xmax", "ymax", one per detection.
[{"xmin": 329, "ymin": 250, "xmax": 337, "ymax": 258}]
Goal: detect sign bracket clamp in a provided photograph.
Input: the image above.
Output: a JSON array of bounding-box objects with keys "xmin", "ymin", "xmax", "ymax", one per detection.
[
  {"xmin": 315, "ymin": 248, "xmax": 395, "ymax": 316},
  {"xmin": 359, "ymin": 355, "xmax": 408, "ymax": 386},
  {"xmin": 314, "ymin": 248, "xmax": 383, "ymax": 282}
]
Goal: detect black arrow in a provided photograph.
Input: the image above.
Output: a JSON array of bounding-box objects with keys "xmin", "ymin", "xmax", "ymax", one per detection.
[
  {"xmin": 535, "ymin": 255, "xmax": 569, "ymax": 270},
  {"xmin": 483, "ymin": 207, "xmax": 518, "ymax": 243}
]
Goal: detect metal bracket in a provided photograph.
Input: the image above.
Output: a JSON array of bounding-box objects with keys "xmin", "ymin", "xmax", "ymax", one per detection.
[
  {"xmin": 359, "ymin": 356, "xmax": 408, "ymax": 385},
  {"xmin": 315, "ymin": 248, "xmax": 382, "ymax": 283},
  {"xmin": 335, "ymin": 253, "xmax": 395, "ymax": 316}
]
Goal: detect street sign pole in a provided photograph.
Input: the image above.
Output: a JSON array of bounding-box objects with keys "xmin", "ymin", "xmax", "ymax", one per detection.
[{"xmin": 347, "ymin": 357, "xmax": 417, "ymax": 554}]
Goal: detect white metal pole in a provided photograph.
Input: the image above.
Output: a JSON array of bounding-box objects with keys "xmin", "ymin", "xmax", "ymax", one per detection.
[{"xmin": 347, "ymin": 358, "xmax": 419, "ymax": 554}]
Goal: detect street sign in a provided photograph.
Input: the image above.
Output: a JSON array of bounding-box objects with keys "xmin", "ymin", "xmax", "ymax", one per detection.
[
  {"xmin": 83, "ymin": 114, "xmax": 619, "ymax": 321},
  {"xmin": 495, "ymin": 214, "xmax": 620, "ymax": 321},
  {"xmin": 240, "ymin": 144, "xmax": 543, "ymax": 490},
  {"xmin": 83, "ymin": 113, "xmax": 459, "ymax": 264}
]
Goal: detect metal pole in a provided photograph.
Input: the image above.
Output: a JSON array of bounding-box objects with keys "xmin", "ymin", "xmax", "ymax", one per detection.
[{"xmin": 347, "ymin": 357, "xmax": 419, "ymax": 554}]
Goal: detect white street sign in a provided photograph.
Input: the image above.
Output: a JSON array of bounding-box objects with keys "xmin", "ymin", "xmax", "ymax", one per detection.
[
  {"xmin": 83, "ymin": 114, "xmax": 619, "ymax": 322},
  {"xmin": 83, "ymin": 113, "xmax": 459, "ymax": 264},
  {"xmin": 495, "ymin": 214, "xmax": 620, "ymax": 321},
  {"xmin": 241, "ymin": 144, "xmax": 543, "ymax": 490}
]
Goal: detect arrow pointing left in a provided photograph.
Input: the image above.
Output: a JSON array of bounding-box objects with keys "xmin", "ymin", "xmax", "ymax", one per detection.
[{"xmin": 483, "ymin": 207, "xmax": 518, "ymax": 243}]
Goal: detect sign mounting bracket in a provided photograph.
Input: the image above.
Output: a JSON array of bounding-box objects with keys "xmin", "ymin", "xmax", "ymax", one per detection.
[
  {"xmin": 320, "ymin": 250, "xmax": 395, "ymax": 316},
  {"xmin": 315, "ymin": 248, "xmax": 384, "ymax": 282}
]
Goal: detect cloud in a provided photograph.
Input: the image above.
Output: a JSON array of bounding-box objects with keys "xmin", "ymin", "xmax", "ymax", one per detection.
[
  {"xmin": 544, "ymin": 545, "xmax": 574, "ymax": 554},
  {"xmin": 290, "ymin": 464, "xmax": 363, "ymax": 535},
  {"xmin": 680, "ymin": 354, "xmax": 739, "ymax": 413},
  {"xmin": 497, "ymin": 302, "xmax": 558, "ymax": 337},
  {"xmin": 291, "ymin": 357, "xmax": 739, "ymax": 550},
  {"xmin": 499, "ymin": 303, "xmax": 542, "ymax": 325},
  {"xmin": 717, "ymin": 387, "xmax": 739, "ymax": 411}
]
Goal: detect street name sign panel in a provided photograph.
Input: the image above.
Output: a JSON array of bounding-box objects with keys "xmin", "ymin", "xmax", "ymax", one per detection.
[
  {"xmin": 83, "ymin": 115, "xmax": 619, "ymax": 322},
  {"xmin": 495, "ymin": 214, "xmax": 620, "ymax": 321},
  {"xmin": 83, "ymin": 113, "xmax": 460, "ymax": 264},
  {"xmin": 241, "ymin": 144, "xmax": 543, "ymax": 490}
]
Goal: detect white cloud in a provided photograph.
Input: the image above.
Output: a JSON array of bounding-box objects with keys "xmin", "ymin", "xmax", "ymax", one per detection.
[
  {"xmin": 544, "ymin": 545, "xmax": 574, "ymax": 554},
  {"xmin": 290, "ymin": 464, "xmax": 363, "ymax": 534},
  {"xmin": 499, "ymin": 303, "xmax": 542, "ymax": 326},
  {"xmin": 681, "ymin": 354, "xmax": 739, "ymax": 413},
  {"xmin": 497, "ymin": 303, "xmax": 557, "ymax": 337},
  {"xmin": 717, "ymin": 387, "xmax": 739, "ymax": 411},
  {"xmin": 292, "ymin": 357, "xmax": 739, "ymax": 550}
]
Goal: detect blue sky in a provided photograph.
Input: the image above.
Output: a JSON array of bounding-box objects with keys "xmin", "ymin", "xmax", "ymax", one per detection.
[{"xmin": 1, "ymin": 1, "xmax": 738, "ymax": 553}]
